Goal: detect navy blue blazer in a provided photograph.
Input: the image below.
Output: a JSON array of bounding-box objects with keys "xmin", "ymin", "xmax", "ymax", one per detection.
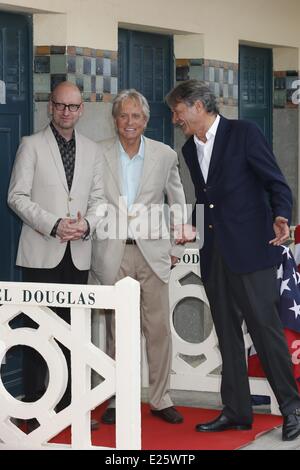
[{"xmin": 182, "ymin": 116, "xmax": 293, "ymax": 282}]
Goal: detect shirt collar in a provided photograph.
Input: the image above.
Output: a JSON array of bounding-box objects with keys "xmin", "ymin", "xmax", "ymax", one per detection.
[
  {"xmin": 50, "ymin": 121, "xmax": 75, "ymax": 145},
  {"xmin": 194, "ymin": 114, "xmax": 220, "ymax": 147},
  {"xmin": 119, "ymin": 136, "xmax": 145, "ymax": 160}
]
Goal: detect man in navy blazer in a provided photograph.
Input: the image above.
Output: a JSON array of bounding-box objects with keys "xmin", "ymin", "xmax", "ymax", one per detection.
[{"xmin": 166, "ymin": 80, "xmax": 300, "ymax": 441}]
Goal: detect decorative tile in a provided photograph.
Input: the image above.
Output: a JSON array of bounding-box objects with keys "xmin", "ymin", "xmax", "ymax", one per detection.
[
  {"xmin": 91, "ymin": 75, "xmax": 96, "ymax": 93},
  {"xmin": 50, "ymin": 46, "xmax": 66, "ymax": 55},
  {"xmin": 111, "ymin": 77, "xmax": 118, "ymax": 95},
  {"xmin": 83, "ymin": 57, "xmax": 91, "ymax": 75},
  {"xmin": 111, "ymin": 60, "xmax": 118, "ymax": 77},
  {"xmin": 34, "ymin": 74, "xmax": 51, "ymax": 93},
  {"xmin": 34, "ymin": 45, "xmax": 118, "ymax": 102},
  {"xmin": 103, "ymin": 76, "xmax": 111, "ymax": 93},
  {"xmin": 96, "ymin": 57, "xmax": 104, "ymax": 75},
  {"xmin": 209, "ymin": 67, "xmax": 215, "ymax": 82},
  {"xmin": 51, "ymin": 74, "xmax": 67, "ymax": 90},
  {"xmin": 67, "ymin": 74, "xmax": 77, "ymax": 85},
  {"xmin": 34, "ymin": 56, "xmax": 50, "ymax": 74},
  {"xmin": 50, "ymin": 55, "xmax": 66, "ymax": 74},
  {"xmin": 67, "ymin": 56, "xmax": 76, "ymax": 74},
  {"xmin": 96, "ymin": 76, "xmax": 104, "ymax": 93},
  {"xmin": 83, "ymin": 75, "xmax": 92, "ymax": 92},
  {"xmin": 76, "ymin": 76, "xmax": 84, "ymax": 92},
  {"xmin": 189, "ymin": 66, "xmax": 204, "ymax": 81},
  {"xmin": 103, "ymin": 58, "xmax": 111, "ymax": 76},
  {"xmin": 67, "ymin": 46, "xmax": 76, "ymax": 56},
  {"xmin": 91, "ymin": 58, "xmax": 96, "ymax": 76},
  {"xmin": 83, "ymin": 48, "xmax": 92, "ymax": 57},
  {"xmin": 76, "ymin": 47, "xmax": 84, "ymax": 56},
  {"xmin": 176, "ymin": 66, "xmax": 189, "ymax": 82},
  {"xmin": 190, "ymin": 59, "xmax": 204, "ymax": 66},
  {"xmin": 76, "ymin": 56, "xmax": 84, "ymax": 74},
  {"xmin": 35, "ymin": 46, "xmax": 50, "ymax": 55}
]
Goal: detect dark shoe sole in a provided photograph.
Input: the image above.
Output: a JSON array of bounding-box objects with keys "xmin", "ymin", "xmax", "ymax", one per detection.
[
  {"xmin": 151, "ymin": 409, "xmax": 184, "ymax": 424},
  {"xmin": 282, "ymin": 428, "xmax": 300, "ymax": 441},
  {"xmin": 195, "ymin": 424, "xmax": 252, "ymax": 432}
]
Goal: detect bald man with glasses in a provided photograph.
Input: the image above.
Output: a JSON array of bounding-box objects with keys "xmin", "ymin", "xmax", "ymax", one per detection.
[{"xmin": 8, "ymin": 81, "xmax": 105, "ymax": 424}]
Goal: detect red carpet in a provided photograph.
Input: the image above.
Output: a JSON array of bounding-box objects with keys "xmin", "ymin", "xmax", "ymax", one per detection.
[{"xmin": 50, "ymin": 403, "xmax": 283, "ymax": 450}]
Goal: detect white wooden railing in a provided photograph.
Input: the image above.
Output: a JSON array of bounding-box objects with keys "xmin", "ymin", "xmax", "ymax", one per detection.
[{"xmin": 0, "ymin": 278, "xmax": 141, "ymax": 450}]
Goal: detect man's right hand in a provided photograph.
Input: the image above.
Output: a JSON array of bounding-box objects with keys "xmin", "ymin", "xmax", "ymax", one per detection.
[
  {"xmin": 174, "ymin": 224, "xmax": 197, "ymax": 244},
  {"xmin": 56, "ymin": 218, "xmax": 78, "ymax": 241}
]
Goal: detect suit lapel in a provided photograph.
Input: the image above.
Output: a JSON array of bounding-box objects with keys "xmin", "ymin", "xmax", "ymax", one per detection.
[
  {"xmin": 103, "ymin": 139, "xmax": 123, "ymax": 195},
  {"xmin": 134, "ymin": 137, "xmax": 159, "ymax": 202},
  {"xmin": 206, "ymin": 116, "xmax": 231, "ymax": 182},
  {"xmin": 183, "ymin": 137, "xmax": 205, "ymax": 186},
  {"xmin": 71, "ymin": 130, "xmax": 83, "ymax": 194},
  {"xmin": 44, "ymin": 125, "xmax": 69, "ymax": 193}
]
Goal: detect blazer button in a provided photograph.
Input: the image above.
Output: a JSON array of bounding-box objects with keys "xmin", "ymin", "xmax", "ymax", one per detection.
[
  {"xmin": 209, "ymin": 204, "xmax": 214, "ymax": 209},
  {"xmin": 66, "ymin": 213, "xmax": 70, "ymax": 217},
  {"xmin": 203, "ymin": 188, "xmax": 207, "ymax": 193},
  {"xmin": 209, "ymin": 225, "xmax": 213, "ymax": 229},
  {"xmin": 69, "ymin": 197, "xmax": 73, "ymax": 202}
]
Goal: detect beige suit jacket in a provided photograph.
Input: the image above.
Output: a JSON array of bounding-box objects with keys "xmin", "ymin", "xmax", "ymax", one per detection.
[
  {"xmin": 90, "ymin": 136, "xmax": 186, "ymax": 285},
  {"xmin": 8, "ymin": 125, "xmax": 105, "ymax": 270}
]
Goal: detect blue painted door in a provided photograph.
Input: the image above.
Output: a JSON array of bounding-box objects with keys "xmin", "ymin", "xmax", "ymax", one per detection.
[
  {"xmin": 239, "ymin": 45, "xmax": 273, "ymax": 146},
  {"xmin": 0, "ymin": 12, "xmax": 32, "ymax": 398},
  {"xmin": 118, "ymin": 29, "xmax": 173, "ymax": 146},
  {"xmin": 0, "ymin": 12, "xmax": 32, "ymax": 282}
]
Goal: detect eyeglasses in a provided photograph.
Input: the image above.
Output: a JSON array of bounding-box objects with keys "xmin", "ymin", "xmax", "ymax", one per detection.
[{"xmin": 51, "ymin": 100, "xmax": 82, "ymax": 112}]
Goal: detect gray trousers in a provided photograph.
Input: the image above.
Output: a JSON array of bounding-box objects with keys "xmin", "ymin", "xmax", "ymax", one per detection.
[{"xmin": 105, "ymin": 245, "xmax": 173, "ymax": 410}]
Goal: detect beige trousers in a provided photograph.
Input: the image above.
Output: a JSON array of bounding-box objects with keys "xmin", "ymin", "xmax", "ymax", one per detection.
[{"xmin": 105, "ymin": 245, "xmax": 173, "ymax": 410}]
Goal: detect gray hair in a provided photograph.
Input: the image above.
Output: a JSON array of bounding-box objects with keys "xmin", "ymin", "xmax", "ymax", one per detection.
[
  {"xmin": 165, "ymin": 80, "xmax": 219, "ymax": 114},
  {"xmin": 112, "ymin": 89, "xmax": 150, "ymax": 122}
]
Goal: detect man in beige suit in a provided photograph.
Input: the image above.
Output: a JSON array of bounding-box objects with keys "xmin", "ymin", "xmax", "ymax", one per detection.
[
  {"xmin": 8, "ymin": 81, "xmax": 105, "ymax": 420},
  {"xmin": 90, "ymin": 89, "xmax": 186, "ymax": 425}
]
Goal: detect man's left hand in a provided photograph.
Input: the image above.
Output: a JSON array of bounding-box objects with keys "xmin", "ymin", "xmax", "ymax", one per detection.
[
  {"xmin": 171, "ymin": 256, "xmax": 180, "ymax": 268},
  {"xmin": 269, "ymin": 216, "xmax": 290, "ymax": 246},
  {"xmin": 60, "ymin": 211, "xmax": 88, "ymax": 241}
]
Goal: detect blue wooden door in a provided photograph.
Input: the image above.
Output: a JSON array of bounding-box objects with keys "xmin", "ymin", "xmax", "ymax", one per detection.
[
  {"xmin": 239, "ymin": 45, "xmax": 273, "ymax": 146},
  {"xmin": 0, "ymin": 12, "xmax": 32, "ymax": 282},
  {"xmin": 118, "ymin": 29, "xmax": 173, "ymax": 146},
  {"xmin": 0, "ymin": 12, "xmax": 32, "ymax": 398}
]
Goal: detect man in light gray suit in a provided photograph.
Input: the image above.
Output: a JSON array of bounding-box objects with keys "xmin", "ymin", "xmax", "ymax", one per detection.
[
  {"xmin": 90, "ymin": 89, "xmax": 186, "ymax": 425},
  {"xmin": 8, "ymin": 81, "xmax": 105, "ymax": 421}
]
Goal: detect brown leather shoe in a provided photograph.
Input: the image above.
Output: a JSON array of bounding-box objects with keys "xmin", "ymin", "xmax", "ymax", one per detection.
[
  {"xmin": 101, "ymin": 408, "xmax": 116, "ymax": 425},
  {"xmin": 151, "ymin": 406, "xmax": 183, "ymax": 424}
]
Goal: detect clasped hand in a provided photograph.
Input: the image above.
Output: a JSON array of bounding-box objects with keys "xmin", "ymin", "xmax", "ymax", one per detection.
[{"xmin": 56, "ymin": 211, "xmax": 88, "ymax": 242}]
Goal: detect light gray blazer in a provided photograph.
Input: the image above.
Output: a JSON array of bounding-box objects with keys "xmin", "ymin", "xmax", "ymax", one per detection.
[
  {"xmin": 90, "ymin": 136, "xmax": 186, "ymax": 285},
  {"xmin": 8, "ymin": 125, "xmax": 105, "ymax": 270}
]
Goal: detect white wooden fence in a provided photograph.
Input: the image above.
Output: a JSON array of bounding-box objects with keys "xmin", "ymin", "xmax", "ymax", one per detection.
[{"xmin": 0, "ymin": 277, "xmax": 141, "ymax": 450}]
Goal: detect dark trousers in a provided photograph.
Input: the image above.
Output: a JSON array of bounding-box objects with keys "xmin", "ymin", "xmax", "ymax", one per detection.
[
  {"xmin": 204, "ymin": 244, "xmax": 300, "ymax": 423},
  {"xmin": 22, "ymin": 243, "xmax": 89, "ymax": 411}
]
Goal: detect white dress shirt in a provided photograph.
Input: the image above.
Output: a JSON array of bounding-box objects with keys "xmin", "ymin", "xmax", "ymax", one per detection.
[{"xmin": 194, "ymin": 114, "xmax": 220, "ymax": 182}]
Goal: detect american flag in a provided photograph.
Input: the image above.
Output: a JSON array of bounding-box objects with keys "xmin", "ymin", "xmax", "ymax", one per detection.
[{"xmin": 248, "ymin": 243, "xmax": 300, "ymax": 391}]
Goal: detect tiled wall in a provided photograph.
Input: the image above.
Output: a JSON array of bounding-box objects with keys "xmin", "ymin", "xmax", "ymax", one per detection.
[
  {"xmin": 34, "ymin": 46, "xmax": 118, "ymax": 102},
  {"xmin": 274, "ymin": 70, "xmax": 299, "ymax": 109},
  {"xmin": 176, "ymin": 59, "xmax": 239, "ymax": 107}
]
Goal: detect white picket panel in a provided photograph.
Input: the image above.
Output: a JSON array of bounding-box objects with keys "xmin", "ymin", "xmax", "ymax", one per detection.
[{"xmin": 0, "ymin": 277, "xmax": 141, "ymax": 450}]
